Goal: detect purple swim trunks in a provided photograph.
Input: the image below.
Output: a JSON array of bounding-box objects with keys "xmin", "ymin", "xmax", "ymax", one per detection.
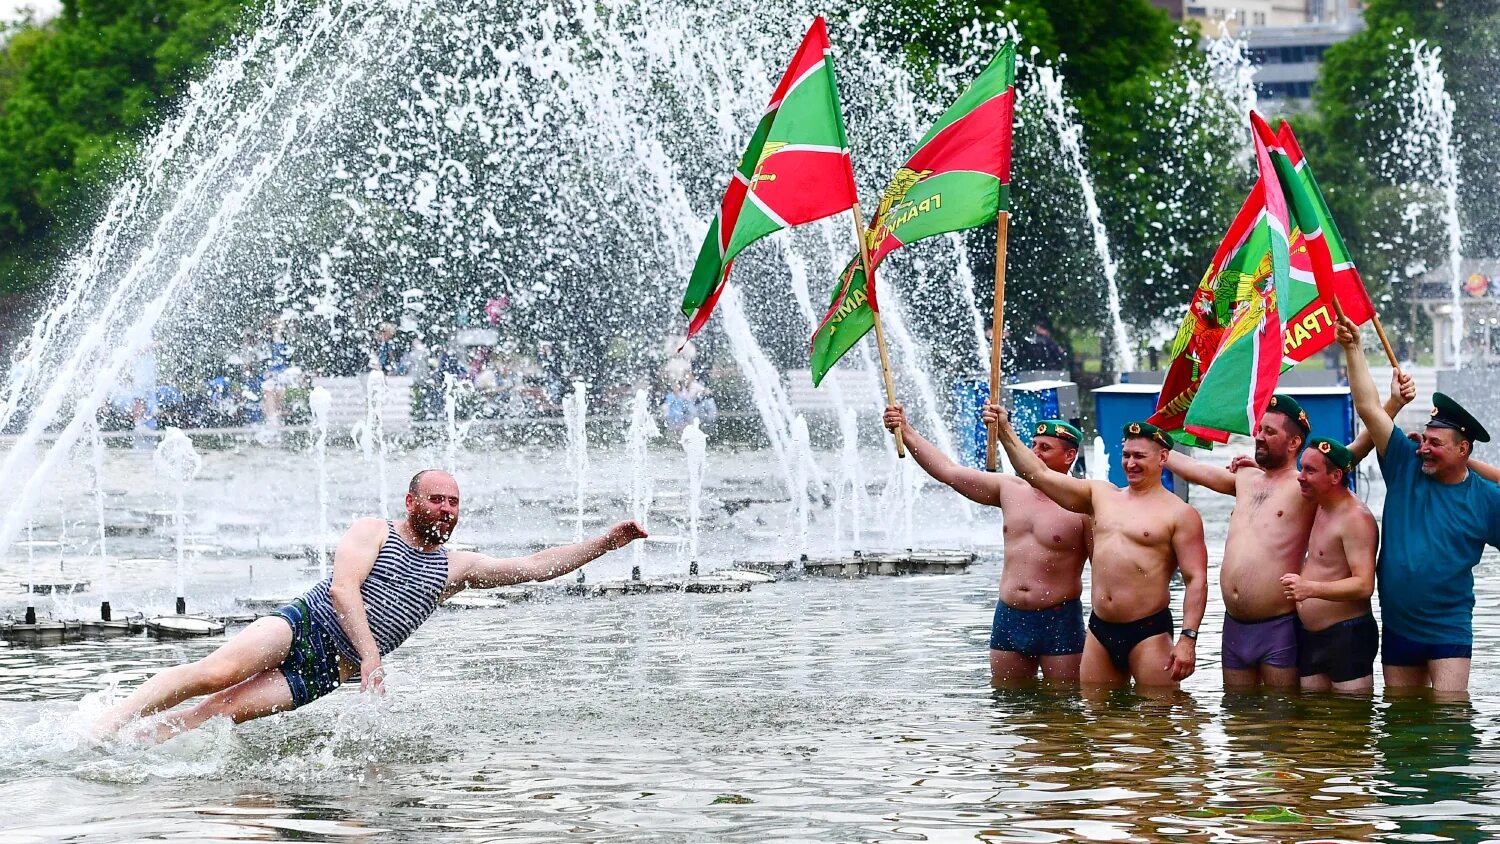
[{"xmin": 1222, "ymin": 612, "xmax": 1297, "ymax": 670}]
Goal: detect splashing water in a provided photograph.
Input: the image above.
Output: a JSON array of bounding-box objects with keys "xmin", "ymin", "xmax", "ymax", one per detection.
[
  {"xmin": 679, "ymin": 419, "xmax": 706, "ymax": 563},
  {"xmin": 625, "ymin": 388, "xmax": 659, "ymax": 569},
  {"xmin": 309, "ymin": 384, "xmax": 333, "ymax": 578},
  {"xmin": 153, "ymin": 428, "xmax": 203, "ymax": 603},
  {"xmin": 562, "ymin": 382, "xmax": 588, "ymax": 544},
  {"xmin": 1406, "ymin": 40, "xmax": 1465, "ymax": 368},
  {"xmin": 1031, "ymin": 64, "xmax": 1135, "ymax": 372},
  {"xmin": 365, "ymin": 371, "xmax": 390, "ymax": 517}
]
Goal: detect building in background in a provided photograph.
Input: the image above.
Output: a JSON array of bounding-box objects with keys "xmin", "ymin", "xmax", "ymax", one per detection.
[{"xmin": 1152, "ymin": 0, "xmax": 1367, "ymax": 112}]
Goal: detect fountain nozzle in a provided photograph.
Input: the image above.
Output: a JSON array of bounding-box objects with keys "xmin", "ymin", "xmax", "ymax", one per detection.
[
  {"xmin": 24, "ymin": 606, "xmax": 36, "ymax": 625},
  {"xmin": 100, "ymin": 601, "xmax": 112, "ymax": 622},
  {"xmin": 175, "ymin": 596, "xmax": 187, "ymax": 615}
]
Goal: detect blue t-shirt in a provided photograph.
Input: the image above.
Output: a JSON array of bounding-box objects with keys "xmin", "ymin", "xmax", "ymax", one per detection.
[{"xmin": 1376, "ymin": 426, "xmax": 1500, "ymax": 645}]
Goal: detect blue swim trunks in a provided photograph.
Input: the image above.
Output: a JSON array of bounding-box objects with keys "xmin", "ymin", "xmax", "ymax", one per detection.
[
  {"xmin": 274, "ymin": 599, "xmax": 343, "ymax": 708},
  {"xmin": 1382, "ymin": 625, "xmax": 1472, "ymax": 666},
  {"xmin": 989, "ymin": 597, "xmax": 1086, "ymax": 657}
]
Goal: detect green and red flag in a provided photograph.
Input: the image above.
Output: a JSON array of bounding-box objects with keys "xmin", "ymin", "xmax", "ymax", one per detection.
[
  {"xmin": 809, "ymin": 42, "xmax": 1017, "ymax": 385},
  {"xmin": 1151, "ymin": 114, "xmax": 1378, "ymax": 443},
  {"xmin": 1176, "ymin": 112, "xmax": 1295, "ymax": 440},
  {"xmin": 679, "ymin": 17, "xmax": 859, "ymax": 340}
]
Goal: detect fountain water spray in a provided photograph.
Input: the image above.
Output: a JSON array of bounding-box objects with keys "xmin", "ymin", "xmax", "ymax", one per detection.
[
  {"xmin": 1032, "ymin": 65, "xmax": 1136, "ymax": 372},
  {"xmin": 562, "ymin": 382, "xmax": 589, "ymax": 546},
  {"xmin": 366, "ymin": 371, "xmax": 390, "ymax": 517},
  {"xmin": 1405, "ymin": 40, "xmax": 1465, "ymax": 368},
  {"xmin": 153, "ymin": 428, "xmax": 203, "ymax": 613},
  {"xmin": 790, "ymin": 415, "xmax": 813, "ymax": 553},
  {"xmin": 443, "ymin": 374, "xmax": 461, "ymax": 475},
  {"xmin": 625, "ymin": 388, "xmax": 660, "ymax": 573},
  {"xmin": 309, "ymin": 385, "xmax": 333, "ymax": 579},
  {"xmin": 836, "ymin": 407, "xmax": 863, "ymax": 551},
  {"xmin": 679, "ymin": 418, "xmax": 707, "ymax": 570},
  {"xmin": 88, "ymin": 419, "xmax": 112, "ymax": 619}
]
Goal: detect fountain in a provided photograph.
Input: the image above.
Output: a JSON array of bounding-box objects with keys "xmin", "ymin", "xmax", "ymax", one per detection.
[
  {"xmin": 1405, "ymin": 40, "xmax": 1465, "ymax": 368},
  {"xmin": 679, "ymin": 418, "xmax": 707, "ymax": 575},
  {"xmin": 790, "ymin": 414, "xmax": 813, "ymax": 553},
  {"xmin": 836, "ymin": 406, "xmax": 863, "ymax": 552},
  {"xmin": 562, "ymin": 381, "xmax": 589, "ymax": 549},
  {"xmin": 145, "ymin": 428, "xmax": 224, "ymax": 638},
  {"xmin": 309, "ymin": 384, "xmax": 333, "ymax": 578},
  {"xmin": 624, "ymin": 388, "xmax": 659, "ymax": 578},
  {"xmin": 1031, "ymin": 64, "xmax": 1136, "ymax": 372},
  {"xmin": 366, "ymin": 370, "xmax": 390, "ymax": 518}
]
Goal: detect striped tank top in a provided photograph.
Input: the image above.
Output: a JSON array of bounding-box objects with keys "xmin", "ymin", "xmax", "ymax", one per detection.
[{"xmin": 302, "ymin": 521, "xmax": 450, "ymax": 663}]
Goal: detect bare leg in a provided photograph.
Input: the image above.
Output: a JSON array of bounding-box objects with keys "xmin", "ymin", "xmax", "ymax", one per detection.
[
  {"xmin": 1258, "ymin": 664, "xmax": 1299, "ymax": 689},
  {"xmin": 1428, "ymin": 658, "xmax": 1471, "ymax": 695},
  {"xmin": 1079, "ymin": 634, "xmax": 1129, "ymax": 687},
  {"xmin": 1331, "ymin": 674, "xmax": 1374, "ymax": 694},
  {"xmin": 1301, "ymin": 674, "xmax": 1333, "ymax": 692},
  {"xmin": 1128, "ymin": 633, "xmax": 1178, "ymax": 688},
  {"xmin": 1038, "ymin": 653, "xmax": 1082, "ymax": 684},
  {"xmin": 1222, "ymin": 667, "xmax": 1261, "ymax": 689},
  {"xmin": 147, "ymin": 669, "xmax": 296, "ymax": 743},
  {"xmin": 990, "ymin": 650, "xmax": 1040, "ymax": 687},
  {"xmin": 1382, "ymin": 663, "xmax": 1430, "ymax": 690},
  {"xmin": 96, "ymin": 617, "xmax": 293, "ymax": 736}
]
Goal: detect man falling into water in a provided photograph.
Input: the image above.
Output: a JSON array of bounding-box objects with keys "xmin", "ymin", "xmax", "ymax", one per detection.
[
  {"xmin": 96, "ymin": 469, "xmax": 646, "ymax": 742},
  {"xmin": 991, "ymin": 404, "xmax": 1208, "ymax": 688},
  {"xmin": 884, "ymin": 405, "xmax": 1090, "ymax": 684}
]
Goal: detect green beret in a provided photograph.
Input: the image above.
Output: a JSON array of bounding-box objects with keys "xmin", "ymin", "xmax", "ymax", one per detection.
[
  {"xmin": 1267, "ymin": 394, "xmax": 1311, "ymax": 435},
  {"xmin": 1124, "ymin": 420, "xmax": 1174, "ymax": 450},
  {"xmin": 1306, "ymin": 437, "xmax": 1356, "ymax": 473},
  {"xmin": 1428, "ymin": 392, "xmax": 1490, "ymax": 443},
  {"xmin": 1033, "ymin": 419, "xmax": 1084, "ymax": 447}
]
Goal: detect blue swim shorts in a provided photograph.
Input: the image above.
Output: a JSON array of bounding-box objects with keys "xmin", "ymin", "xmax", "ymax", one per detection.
[
  {"xmin": 989, "ymin": 597, "xmax": 1086, "ymax": 657},
  {"xmin": 1382, "ymin": 625, "xmax": 1471, "ymax": 666},
  {"xmin": 274, "ymin": 599, "xmax": 344, "ymax": 708}
]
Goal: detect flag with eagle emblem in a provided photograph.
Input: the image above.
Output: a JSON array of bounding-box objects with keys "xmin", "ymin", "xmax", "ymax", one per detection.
[
  {"xmin": 810, "ymin": 42, "xmax": 1016, "ymax": 385},
  {"xmin": 678, "ymin": 17, "xmax": 859, "ymax": 340}
]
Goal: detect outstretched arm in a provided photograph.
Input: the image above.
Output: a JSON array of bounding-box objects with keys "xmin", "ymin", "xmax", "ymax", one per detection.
[
  {"xmin": 328, "ymin": 517, "xmax": 391, "ymax": 691},
  {"xmin": 883, "ymin": 405, "xmax": 1004, "ymax": 506},
  {"xmin": 1338, "ymin": 316, "xmax": 1393, "ymax": 458},
  {"xmin": 1164, "ymin": 450, "xmax": 1237, "ymax": 496},
  {"xmin": 984, "ymin": 401, "xmax": 1095, "ymax": 515},
  {"xmin": 1348, "ymin": 369, "xmax": 1416, "ymax": 462},
  {"xmin": 1470, "ymin": 459, "xmax": 1500, "ymax": 485},
  {"xmin": 1167, "ymin": 508, "xmax": 1209, "ymax": 682},
  {"xmin": 448, "ymin": 520, "xmax": 647, "ymax": 591}
]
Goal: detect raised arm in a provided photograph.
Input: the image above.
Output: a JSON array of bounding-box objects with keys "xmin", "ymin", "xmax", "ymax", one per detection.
[
  {"xmin": 984, "ymin": 401, "xmax": 1095, "ymax": 515},
  {"xmin": 1167, "ymin": 507, "xmax": 1209, "ymax": 681},
  {"xmin": 1338, "ymin": 316, "xmax": 1392, "ymax": 457},
  {"xmin": 448, "ymin": 520, "xmax": 647, "ymax": 592},
  {"xmin": 328, "ymin": 517, "xmax": 391, "ymax": 691},
  {"xmin": 1348, "ymin": 368, "xmax": 1415, "ymax": 462},
  {"xmin": 1163, "ymin": 450, "xmax": 1238, "ymax": 496},
  {"xmin": 883, "ymin": 405, "xmax": 1004, "ymax": 506},
  {"xmin": 1470, "ymin": 459, "xmax": 1500, "ymax": 485}
]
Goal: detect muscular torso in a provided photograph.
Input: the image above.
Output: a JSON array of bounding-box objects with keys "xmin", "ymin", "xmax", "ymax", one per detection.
[
  {"xmin": 1087, "ymin": 486, "xmax": 1181, "ymax": 622},
  {"xmin": 1297, "ymin": 502, "xmax": 1372, "ymax": 631},
  {"xmin": 1221, "ymin": 468, "xmax": 1314, "ymax": 620},
  {"xmin": 996, "ymin": 477, "xmax": 1090, "ymax": 609}
]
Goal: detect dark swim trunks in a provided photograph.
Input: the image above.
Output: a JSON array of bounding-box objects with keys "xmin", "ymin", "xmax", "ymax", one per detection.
[
  {"xmin": 1088, "ymin": 608, "xmax": 1174, "ymax": 673},
  {"xmin": 1381, "ymin": 625, "xmax": 1472, "ymax": 666},
  {"xmin": 989, "ymin": 597, "xmax": 1086, "ymax": 657},
  {"xmin": 1222, "ymin": 612, "xmax": 1298, "ymax": 671},
  {"xmin": 274, "ymin": 599, "xmax": 343, "ymax": 708},
  {"xmin": 1297, "ymin": 613, "xmax": 1378, "ymax": 682}
]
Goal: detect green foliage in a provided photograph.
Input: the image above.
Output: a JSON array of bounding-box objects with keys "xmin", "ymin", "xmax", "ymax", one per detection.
[{"xmin": 0, "ymin": 0, "xmax": 258, "ymax": 292}]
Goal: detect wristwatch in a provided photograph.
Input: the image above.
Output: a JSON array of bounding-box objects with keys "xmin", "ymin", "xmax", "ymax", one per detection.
[{"xmin": 1180, "ymin": 628, "xmax": 1198, "ymax": 641}]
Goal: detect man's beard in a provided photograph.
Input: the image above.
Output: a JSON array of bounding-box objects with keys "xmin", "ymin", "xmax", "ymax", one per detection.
[
  {"xmin": 1254, "ymin": 445, "xmax": 1285, "ymax": 470},
  {"xmin": 411, "ymin": 511, "xmax": 456, "ymax": 543}
]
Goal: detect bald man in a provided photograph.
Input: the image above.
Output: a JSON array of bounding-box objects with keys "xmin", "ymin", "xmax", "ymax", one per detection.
[{"xmin": 96, "ymin": 469, "xmax": 646, "ymax": 742}]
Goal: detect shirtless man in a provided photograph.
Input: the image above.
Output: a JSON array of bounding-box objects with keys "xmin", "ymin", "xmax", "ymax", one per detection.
[
  {"xmin": 1164, "ymin": 378, "xmax": 1412, "ymax": 689},
  {"xmin": 884, "ymin": 405, "xmax": 1090, "ymax": 684},
  {"xmin": 989, "ymin": 404, "xmax": 1208, "ymax": 688},
  {"xmin": 96, "ymin": 469, "xmax": 647, "ymax": 742},
  {"xmin": 1280, "ymin": 438, "xmax": 1378, "ymax": 692}
]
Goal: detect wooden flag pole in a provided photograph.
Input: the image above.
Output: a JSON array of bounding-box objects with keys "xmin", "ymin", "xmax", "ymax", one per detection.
[
  {"xmin": 850, "ymin": 202, "xmax": 905, "ymax": 458},
  {"xmin": 1331, "ymin": 296, "xmax": 1401, "ymax": 370},
  {"xmin": 985, "ymin": 212, "xmax": 1011, "ymax": 472}
]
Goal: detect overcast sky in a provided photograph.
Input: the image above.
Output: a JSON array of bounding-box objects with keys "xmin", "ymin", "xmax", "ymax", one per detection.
[{"xmin": 0, "ymin": 0, "xmax": 61, "ymax": 26}]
